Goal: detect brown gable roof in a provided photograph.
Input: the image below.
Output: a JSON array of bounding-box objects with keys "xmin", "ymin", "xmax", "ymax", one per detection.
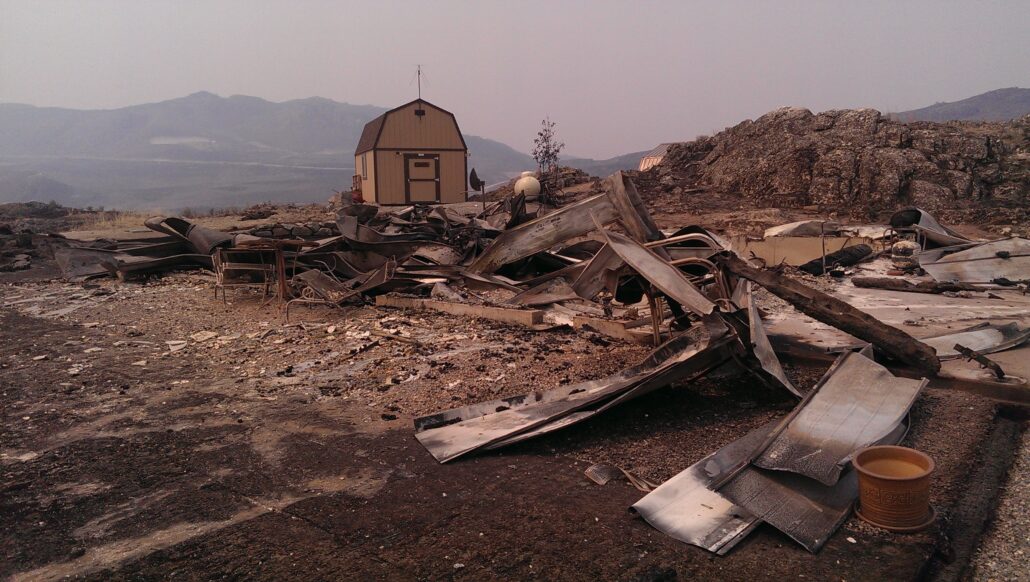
[
  {"xmin": 355, "ymin": 112, "xmax": 386, "ymax": 155},
  {"xmin": 354, "ymin": 99, "xmax": 467, "ymax": 155}
]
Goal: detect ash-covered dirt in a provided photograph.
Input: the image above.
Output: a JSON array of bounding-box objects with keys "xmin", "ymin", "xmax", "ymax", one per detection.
[{"xmin": 0, "ymin": 271, "xmax": 1008, "ymax": 581}]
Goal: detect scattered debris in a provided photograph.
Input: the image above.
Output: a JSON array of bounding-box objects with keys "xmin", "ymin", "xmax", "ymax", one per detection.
[
  {"xmin": 190, "ymin": 331, "xmax": 218, "ymax": 343},
  {"xmin": 632, "ymin": 347, "xmax": 923, "ymax": 554},
  {"xmin": 919, "ymin": 322, "xmax": 1030, "ymax": 361},
  {"xmin": 920, "ymin": 237, "xmax": 1030, "ymax": 285},
  {"xmin": 954, "ymin": 344, "xmax": 1006, "ymax": 379},
  {"xmin": 13, "ymin": 170, "xmax": 1028, "ymax": 562},
  {"xmin": 584, "ymin": 462, "xmax": 658, "ymax": 492}
]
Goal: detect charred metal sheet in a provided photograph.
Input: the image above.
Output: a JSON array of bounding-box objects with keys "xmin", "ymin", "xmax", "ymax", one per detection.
[
  {"xmin": 510, "ymin": 277, "xmax": 580, "ymax": 306},
  {"xmin": 633, "ymin": 409, "xmax": 910, "ymax": 554},
  {"xmin": 721, "ymin": 420, "xmax": 909, "ymax": 553},
  {"xmin": 631, "ymin": 421, "xmax": 771, "ymax": 555},
  {"xmin": 920, "ymin": 237, "xmax": 1030, "ymax": 284},
  {"xmin": 55, "ymin": 248, "xmax": 120, "ymax": 279},
  {"xmin": 599, "ymin": 229, "xmax": 716, "ymax": 316},
  {"xmin": 554, "ymin": 240, "xmax": 605, "ymax": 261},
  {"xmin": 920, "ymin": 322, "xmax": 1030, "ymax": 360},
  {"xmin": 571, "ymin": 243, "xmax": 621, "ymax": 300},
  {"xmin": 604, "ymin": 172, "xmax": 664, "ymax": 244},
  {"xmin": 744, "ymin": 282, "xmax": 800, "ymax": 397},
  {"xmin": 55, "ymin": 247, "xmax": 210, "ymax": 280},
  {"xmin": 299, "ymin": 251, "xmax": 389, "ymax": 278},
  {"xmin": 486, "ymin": 334, "xmax": 735, "ymax": 449},
  {"xmin": 717, "ymin": 252, "xmax": 941, "ymax": 376},
  {"xmin": 911, "ymin": 210, "xmax": 972, "ymax": 247},
  {"xmin": 291, "ymin": 259, "xmax": 396, "ymax": 310},
  {"xmin": 414, "ymin": 317, "xmax": 735, "ymax": 462},
  {"xmin": 144, "ymin": 216, "xmax": 234, "ymax": 254},
  {"xmin": 764, "ymin": 220, "xmax": 842, "ymax": 238},
  {"xmin": 752, "ymin": 349, "xmax": 925, "ymax": 486},
  {"xmin": 336, "ymin": 215, "xmax": 439, "ymax": 244},
  {"xmin": 468, "ymin": 192, "xmax": 621, "ymax": 274}
]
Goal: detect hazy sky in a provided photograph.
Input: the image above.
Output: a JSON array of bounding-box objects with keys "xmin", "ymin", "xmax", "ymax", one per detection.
[{"xmin": 2, "ymin": 0, "xmax": 1028, "ymax": 158}]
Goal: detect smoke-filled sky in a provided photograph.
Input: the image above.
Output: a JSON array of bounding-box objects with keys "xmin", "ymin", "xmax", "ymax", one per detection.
[{"xmin": 2, "ymin": 0, "xmax": 1028, "ymax": 158}]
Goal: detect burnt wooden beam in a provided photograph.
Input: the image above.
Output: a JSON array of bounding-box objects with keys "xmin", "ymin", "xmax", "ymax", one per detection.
[
  {"xmin": 852, "ymin": 277, "xmax": 981, "ymax": 295},
  {"xmin": 716, "ymin": 253, "xmax": 941, "ymax": 376}
]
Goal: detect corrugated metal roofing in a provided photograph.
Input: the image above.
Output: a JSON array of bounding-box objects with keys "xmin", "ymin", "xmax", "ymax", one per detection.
[{"xmin": 642, "ymin": 143, "xmax": 673, "ymax": 159}]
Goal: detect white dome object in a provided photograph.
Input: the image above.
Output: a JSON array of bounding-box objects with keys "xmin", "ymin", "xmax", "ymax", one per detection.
[{"xmin": 514, "ymin": 172, "xmax": 541, "ymax": 198}]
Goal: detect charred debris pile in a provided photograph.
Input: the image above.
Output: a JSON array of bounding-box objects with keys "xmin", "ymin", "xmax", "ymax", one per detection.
[{"xmin": 47, "ymin": 172, "xmax": 1030, "ymax": 555}]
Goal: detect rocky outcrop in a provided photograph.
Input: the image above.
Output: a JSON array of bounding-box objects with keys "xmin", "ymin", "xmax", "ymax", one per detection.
[{"xmin": 641, "ymin": 108, "xmax": 1029, "ymax": 220}]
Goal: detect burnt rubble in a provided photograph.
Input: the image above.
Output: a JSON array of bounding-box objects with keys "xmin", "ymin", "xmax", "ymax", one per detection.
[{"xmin": 36, "ymin": 172, "xmax": 1030, "ymax": 556}]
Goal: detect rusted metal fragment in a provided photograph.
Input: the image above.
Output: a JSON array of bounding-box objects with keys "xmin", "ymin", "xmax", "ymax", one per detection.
[
  {"xmin": 920, "ymin": 322, "xmax": 1030, "ymax": 360},
  {"xmin": 599, "ymin": 229, "xmax": 716, "ymax": 316},
  {"xmin": 468, "ymin": 192, "xmax": 621, "ymax": 274},
  {"xmin": 414, "ymin": 317, "xmax": 734, "ymax": 462},
  {"xmin": 744, "ymin": 282, "xmax": 800, "ymax": 397},
  {"xmin": 953, "ymin": 343, "xmax": 1006, "ymax": 379},
  {"xmin": 752, "ymin": 349, "xmax": 925, "ymax": 486},
  {"xmin": 920, "ymin": 237, "xmax": 1030, "ymax": 284}
]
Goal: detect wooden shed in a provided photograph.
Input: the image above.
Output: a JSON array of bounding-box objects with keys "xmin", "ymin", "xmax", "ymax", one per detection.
[{"xmin": 354, "ymin": 99, "xmax": 468, "ymax": 205}]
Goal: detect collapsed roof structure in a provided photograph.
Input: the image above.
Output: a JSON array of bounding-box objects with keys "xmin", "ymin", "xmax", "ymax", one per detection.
[{"xmin": 49, "ymin": 172, "xmax": 1030, "ymax": 555}]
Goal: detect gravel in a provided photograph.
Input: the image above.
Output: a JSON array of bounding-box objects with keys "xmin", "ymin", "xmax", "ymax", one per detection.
[{"xmin": 971, "ymin": 427, "xmax": 1030, "ymax": 581}]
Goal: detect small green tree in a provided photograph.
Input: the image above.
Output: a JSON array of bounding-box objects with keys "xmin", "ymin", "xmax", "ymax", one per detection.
[{"xmin": 531, "ymin": 117, "xmax": 564, "ymax": 176}]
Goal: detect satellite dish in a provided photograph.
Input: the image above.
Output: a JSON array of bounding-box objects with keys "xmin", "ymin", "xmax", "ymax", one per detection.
[{"xmin": 469, "ymin": 168, "xmax": 484, "ymax": 191}]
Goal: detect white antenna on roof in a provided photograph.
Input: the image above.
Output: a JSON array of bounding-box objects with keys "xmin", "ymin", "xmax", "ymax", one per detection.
[{"xmin": 417, "ymin": 64, "xmax": 422, "ymax": 100}]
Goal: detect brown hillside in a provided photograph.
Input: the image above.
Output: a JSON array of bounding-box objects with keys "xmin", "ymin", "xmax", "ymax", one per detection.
[{"xmin": 636, "ymin": 107, "xmax": 1029, "ymax": 223}]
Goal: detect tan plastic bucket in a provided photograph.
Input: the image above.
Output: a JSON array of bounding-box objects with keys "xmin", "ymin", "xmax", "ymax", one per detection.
[{"xmin": 853, "ymin": 445, "xmax": 935, "ymax": 532}]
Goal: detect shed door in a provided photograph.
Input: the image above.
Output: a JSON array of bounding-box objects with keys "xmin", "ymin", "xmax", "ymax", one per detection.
[{"xmin": 405, "ymin": 153, "xmax": 440, "ymax": 203}]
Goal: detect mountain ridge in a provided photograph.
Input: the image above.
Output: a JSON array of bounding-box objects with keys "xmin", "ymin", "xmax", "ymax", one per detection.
[
  {"xmin": 0, "ymin": 92, "xmax": 645, "ymax": 208},
  {"xmin": 893, "ymin": 87, "xmax": 1030, "ymax": 122}
]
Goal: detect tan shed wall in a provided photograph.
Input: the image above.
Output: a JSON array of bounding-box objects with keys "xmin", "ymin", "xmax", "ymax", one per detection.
[
  {"xmin": 438, "ymin": 150, "xmax": 468, "ymax": 203},
  {"xmin": 374, "ymin": 150, "xmax": 467, "ymax": 205},
  {"xmin": 376, "ymin": 102, "xmax": 465, "ymax": 150},
  {"xmin": 355, "ymin": 152, "xmax": 378, "ymax": 203}
]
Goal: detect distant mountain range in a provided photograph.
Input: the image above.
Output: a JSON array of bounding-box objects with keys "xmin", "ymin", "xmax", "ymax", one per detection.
[
  {"xmin": 0, "ymin": 92, "xmax": 644, "ymax": 210},
  {"xmin": 892, "ymin": 87, "xmax": 1030, "ymax": 122},
  {"xmin": 2, "ymin": 88, "xmax": 1026, "ymax": 210}
]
